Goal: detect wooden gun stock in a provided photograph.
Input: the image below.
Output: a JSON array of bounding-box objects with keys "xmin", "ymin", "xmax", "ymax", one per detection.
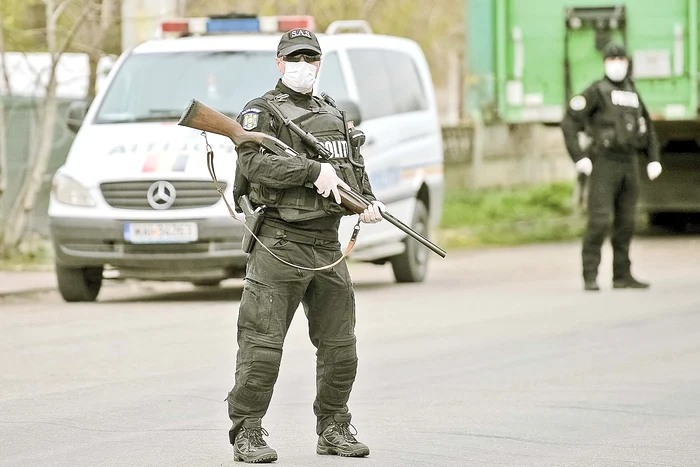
[{"xmin": 178, "ymin": 99, "xmax": 264, "ymax": 145}]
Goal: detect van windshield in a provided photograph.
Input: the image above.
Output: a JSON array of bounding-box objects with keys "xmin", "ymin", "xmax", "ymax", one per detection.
[{"xmin": 94, "ymin": 51, "xmax": 278, "ymax": 124}]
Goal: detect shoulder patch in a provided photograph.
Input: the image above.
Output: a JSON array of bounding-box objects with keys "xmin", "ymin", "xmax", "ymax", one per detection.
[
  {"xmin": 241, "ymin": 111, "xmax": 259, "ymax": 130},
  {"xmin": 569, "ymin": 95, "xmax": 587, "ymax": 111}
]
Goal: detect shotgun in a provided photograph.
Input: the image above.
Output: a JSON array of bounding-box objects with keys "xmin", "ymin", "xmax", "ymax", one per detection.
[{"xmin": 178, "ymin": 99, "xmax": 446, "ymax": 258}]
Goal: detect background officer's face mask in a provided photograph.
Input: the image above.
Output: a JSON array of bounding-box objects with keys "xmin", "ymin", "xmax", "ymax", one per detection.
[
  {"xmin": 281, "ymin": 61, "xmax": 318, "ymax": 94},
  {"xmin": 605, "ymin": 58, "xmax": 629, "ymax": 82}
]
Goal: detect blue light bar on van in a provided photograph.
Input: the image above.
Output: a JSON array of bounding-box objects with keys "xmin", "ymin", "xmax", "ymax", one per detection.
[
  {"xmin": 206, "ymin": 18, "xmax": 260, "ymax": 33},
  {"xmin": 160, "ymin": 15, "xmax": 316, "ymax": 37}
]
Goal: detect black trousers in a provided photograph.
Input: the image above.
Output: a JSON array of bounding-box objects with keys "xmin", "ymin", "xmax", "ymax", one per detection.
[
  {"xmin": 582, "ymin": 155, "xmax": 640, "ymax": 281},
  {"xmin": 226, "ymin": 231, "xmax": 358, "ymax": 442}
]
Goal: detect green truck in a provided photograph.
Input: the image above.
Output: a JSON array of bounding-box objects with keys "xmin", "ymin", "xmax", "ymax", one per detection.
[{"xmin": 465, "ymin": 0, "xmax": 700, "ymax": 226}]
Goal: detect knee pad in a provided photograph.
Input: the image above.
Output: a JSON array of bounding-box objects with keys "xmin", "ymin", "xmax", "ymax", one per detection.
[
  {"xmin": 322, "ymin": 336, "xmax": 358, "ymax": 389},
  {"xmin": 238, "ymin": 334, "xmax": 284, "ymax": 391}
]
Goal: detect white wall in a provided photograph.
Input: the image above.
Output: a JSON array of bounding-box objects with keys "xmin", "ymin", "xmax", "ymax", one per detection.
[{"xmin": 0, "ymin": 53, "xmax": 115, "ymax": 99}]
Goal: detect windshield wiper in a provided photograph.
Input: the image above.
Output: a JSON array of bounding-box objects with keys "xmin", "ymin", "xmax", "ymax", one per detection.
[
  {"xmin": 148, "ymin": 109, "xmax": 185, "ymax": 117},
  {"xmin": 116, "ymin": 109, "xmax": 183, "ymax": 122},
  {"xmin": 96, "ymin": 108, "xmax": 237, "ymax": 124}
]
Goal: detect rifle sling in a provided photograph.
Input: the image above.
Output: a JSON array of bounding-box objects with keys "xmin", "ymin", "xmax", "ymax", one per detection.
[{"xmin": 201, "ymin": 131, "xmax": 361, "ymax": 272}]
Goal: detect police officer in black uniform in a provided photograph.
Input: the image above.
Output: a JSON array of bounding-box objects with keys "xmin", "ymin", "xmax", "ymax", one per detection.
[
  {"xmin": 561, "ymin": 42, "xmax": 662, "ymax": 291},
  {"xmin": 225, "ymin": 29, "xmax": 384, "ymax": 463}
]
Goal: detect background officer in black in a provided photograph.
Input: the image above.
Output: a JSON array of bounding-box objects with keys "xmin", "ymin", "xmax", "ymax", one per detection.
[
  {"xmin": 225, "ymin": 29, "xmax": 384, "ymax": 463},
  {"xmin": 561, "ymin": 42, "xmax": 662, "ymax": 291}
]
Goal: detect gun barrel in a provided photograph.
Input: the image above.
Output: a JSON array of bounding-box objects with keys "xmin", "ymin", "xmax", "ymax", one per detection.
[
  {"xmin": 338, "ymin": 186, "xmax": 446, "ymax": 258},
  {"xmin": 383, "ymin": 212, "xmax": 446, "ymax": 258},
  {"xmin": 283, "ymin": 120, "xmax": 447, "ymax": 258}
]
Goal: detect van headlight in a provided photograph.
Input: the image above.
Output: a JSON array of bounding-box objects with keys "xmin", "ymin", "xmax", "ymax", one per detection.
[{"xmin": 52, "ymin": 173, "xmax": 96, "ymax": 207}]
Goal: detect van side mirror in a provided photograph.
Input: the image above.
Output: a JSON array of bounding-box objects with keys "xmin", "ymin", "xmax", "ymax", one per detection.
[
  {"xmin": 66, "ymin": 100, "xmax": 89, "ymax": 133},
  {"xmin": 336, "ymin": 100, "xmax": 362, "ymax": 127}
]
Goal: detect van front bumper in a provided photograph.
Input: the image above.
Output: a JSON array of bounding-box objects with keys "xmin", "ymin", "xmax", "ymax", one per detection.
[{"xmin": 50, "ymin": 216, "xmax": 248, "ymax": 279}]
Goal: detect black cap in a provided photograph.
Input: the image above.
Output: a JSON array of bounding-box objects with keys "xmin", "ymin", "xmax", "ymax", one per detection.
[
  {"xmin": 603, "ymin": 42, "xmax": 627, "ymax": 59},
  {"xmin": 277, "ymin": 29, "xmax": 321, "ymax": 57}
]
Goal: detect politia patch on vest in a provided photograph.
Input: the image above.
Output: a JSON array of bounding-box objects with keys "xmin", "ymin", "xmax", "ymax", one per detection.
[
  {"xmin": 241, "ymin": 111, "xmax": 259, "ymax": 130},
  {"xmin": 569, "ymin": 95, "xmax": 586, "ymax": 111}
]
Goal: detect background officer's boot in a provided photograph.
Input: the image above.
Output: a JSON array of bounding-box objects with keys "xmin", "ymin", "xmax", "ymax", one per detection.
[
  {"xmin": 233, "ymin": 418, "xmax": 278, "ymax": 463},
  {"xmin": 613, "ymin": 276, "xmax": 650, "ymax": 289},
  {"xmin": 584, "ymin": 278, "xmax": 600, "ymax": 291},
  {"xmin": 317, "ymin": 413, "xmax": 370, "ymax": 457}
]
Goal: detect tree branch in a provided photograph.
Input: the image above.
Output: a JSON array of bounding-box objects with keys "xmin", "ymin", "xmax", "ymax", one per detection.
[
  {"xmin": 0, "ymin": 8, "xmax": 7, "ymax": 199},
  {"xmin": 361, "ymin": 0, "xmax": 380, "ymax": 17},
  {"xmin": 0, "ymin": 8, "xmax": 11, "ymax": 96},
  {"xmin": 51, "ymin": 1, "xmax": 96, "ymax": 63},
  {"xmin": 51, "ymin": 0, "xmax": 77, "ymax": 25}
]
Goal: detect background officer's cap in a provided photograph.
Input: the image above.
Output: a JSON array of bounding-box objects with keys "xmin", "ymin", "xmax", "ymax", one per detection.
[
  {"xmin": 277, "ymin": 29, "xmax": 322, "ymax": 57},
  {"xmin": 603, "ymin": 42, "xmax": 628, "ymax": 60}
]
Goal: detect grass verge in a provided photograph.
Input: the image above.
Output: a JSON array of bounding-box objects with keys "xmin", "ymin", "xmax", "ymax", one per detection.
[
  {"xmin": 0, "ymin": 236, "xmax": 53, "ymax": 271},
  {"xmin": 437, "ymin": 182, "xmax": 586, "ymax": 249}
]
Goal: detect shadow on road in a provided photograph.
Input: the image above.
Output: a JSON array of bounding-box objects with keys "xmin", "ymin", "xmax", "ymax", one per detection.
[
  {"xmin": 100, "ymin": 278, "xmax": 399, "ymax": 304},
  {"xmin": 352, "ymin": 281, "xmax": 399, "ymax": 292},
  {"xmin": 102, "ymin": 284, "xmax": 245, "ymax": 303}
]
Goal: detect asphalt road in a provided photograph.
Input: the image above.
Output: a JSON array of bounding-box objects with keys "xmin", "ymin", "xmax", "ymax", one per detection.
[{"xmin": 2, "ymin": 236, "xmax": 699, "ymax": 467}]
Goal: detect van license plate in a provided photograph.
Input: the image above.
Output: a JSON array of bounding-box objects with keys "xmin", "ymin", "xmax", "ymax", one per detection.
[{"xmin": 124, "ymin": 222, "xmax": 198, "ymax": 244}]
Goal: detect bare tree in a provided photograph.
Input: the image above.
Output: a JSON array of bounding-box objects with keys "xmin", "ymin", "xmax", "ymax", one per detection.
[
  {"xmin": 81, "ymin": 0, "xmax": 119, "ymax": 101},
  {"xmin": 0, "ymin": 0, "xmax": 96, "ymax": 256},
  {"xmin": 0, "ymin": 7, "xmax": 9, "ymax": 200}
]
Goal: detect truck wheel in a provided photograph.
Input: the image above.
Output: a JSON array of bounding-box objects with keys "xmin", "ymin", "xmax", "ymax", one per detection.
[
  {"xmin": 648, "ymin": 212, "xmax": 687, "ymax": 232},
  {"xmin": 391, "ymin": 200, "xmax": 430, "ymax": 283},
  {"xmin": 56, "ymin": 264, "xmax": 103, "ymax": 302}
]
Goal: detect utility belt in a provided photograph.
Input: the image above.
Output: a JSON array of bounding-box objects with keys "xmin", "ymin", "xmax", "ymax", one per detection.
[
  {"xmin": 596, "ymin": 147, "xmax": 639, "ymax": 163},
  {"xmin": 257, "ymin": 222, "xmax": 338, "ymax": 246}
]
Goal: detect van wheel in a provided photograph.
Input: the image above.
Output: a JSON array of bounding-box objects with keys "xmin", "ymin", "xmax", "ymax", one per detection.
[
  {"xmin": 56, "ymin": 264, "xmax": 104, "ymax": 302},
  {"xmin": 391, "ymin": 200, "xmax": 430, "ymax": 283}
]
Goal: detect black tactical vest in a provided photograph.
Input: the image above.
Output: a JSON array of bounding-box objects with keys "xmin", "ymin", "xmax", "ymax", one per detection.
[
  {"xmin": 589, "ymin": 78, "xmax": 649, "ymax": 155},
  {"xmin": 246, "ymin": 92, "xmax": 362, "ymax": 222}
]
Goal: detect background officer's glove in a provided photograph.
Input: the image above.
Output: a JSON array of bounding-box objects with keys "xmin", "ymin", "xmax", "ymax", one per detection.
[
  {"xmin": 360, "ymin": 200, "xmax": 385, "ymax": 224},
  {"xmin": 575, "ymin": 157, "xmax": 593, "ymax": 176},
  {"xmin": 647, "ymin": 161, "xmax": 662, "ymax": 180},
  {"xmin": 313, "ymin": 163, "xmax": 350, "ymax": 204}
]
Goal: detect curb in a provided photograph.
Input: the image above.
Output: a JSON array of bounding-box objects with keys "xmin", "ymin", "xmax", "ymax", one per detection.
[
  {"xmin": 0, "ymin": 278, "xmax": 148, "ymax": 300},
  {"xmin": 0, "ymin": 286, "xmax": 57, "ymax": 299}
]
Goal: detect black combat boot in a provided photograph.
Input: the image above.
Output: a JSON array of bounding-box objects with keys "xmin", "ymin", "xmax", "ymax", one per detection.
[
  {"xmin": 233, "ymin": 418, "xmax": 278, "ymax": 463},
  {"xmin": 613, "ymin": 276, "xmax": 650, "ymax": 289},
  {"xmin": 317, "ymin": 413, "xmax": 370, "ymax": 457}
]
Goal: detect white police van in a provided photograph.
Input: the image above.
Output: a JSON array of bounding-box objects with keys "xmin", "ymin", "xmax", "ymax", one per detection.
[{"xmin": 49, "ymin": 15, "xmax": 444, "ymax": 302}]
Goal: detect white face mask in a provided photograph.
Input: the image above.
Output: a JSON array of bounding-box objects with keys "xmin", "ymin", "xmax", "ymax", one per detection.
[
  {"xmin": 281, "ymin": 61, "xmax": 318, "ymax": 93},
  {"xmin": 605, "ymin": 60, "xmax": 629, "ymax": 82}
]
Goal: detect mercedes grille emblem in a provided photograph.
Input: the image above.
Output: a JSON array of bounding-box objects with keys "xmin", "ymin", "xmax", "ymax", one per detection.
[{"xmin": 147, "ymin": 181, "xmax": 176, "ymax": 210}]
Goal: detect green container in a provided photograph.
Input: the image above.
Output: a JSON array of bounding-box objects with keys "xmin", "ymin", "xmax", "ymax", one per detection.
[{"xmin": 465, "ymin": 0, "xmax": 698, "ymax": 124}]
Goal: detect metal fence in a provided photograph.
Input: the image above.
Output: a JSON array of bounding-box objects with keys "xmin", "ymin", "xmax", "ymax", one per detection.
[
  {"xmin": 441, "ymin": 125, "xmax": 474, "ymax": 166},
  {"xmin": 0, "ymin": 96, "xmax": 76, "ymax": 236}
]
